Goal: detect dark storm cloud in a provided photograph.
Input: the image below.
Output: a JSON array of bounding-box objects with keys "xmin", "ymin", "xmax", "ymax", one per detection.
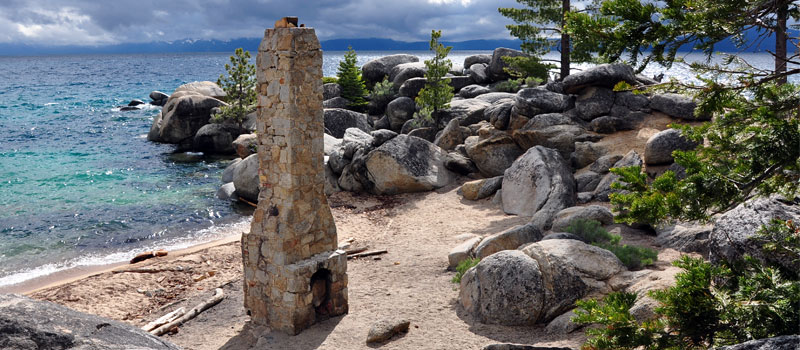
[{"xmin": 0, "ymin": 0, "xmax": 522, "ymax": 46}]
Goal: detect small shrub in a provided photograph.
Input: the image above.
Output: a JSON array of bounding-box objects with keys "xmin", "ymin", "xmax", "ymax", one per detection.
[
  {"xmin": 501, "ymin": 55, "xmax": 552, "ymax": 81},
  {"xmin": 524, "ymin": 76, "xmax": 542, "ymax": 87},
  {"xmin": 336, "ymin": 46, "xmax": 368, "ymax": 110},
  {"xmin": 493, "ymin": 78, "xmax": 523, "ymax": 93},
  {"xmin": 566, "ymin": 218, "xmax": 657, "ymax": 270},
  {"xmin": 604, "ymin": 244, "xmax": 658, "ymax": 270},
  {"xmin": 323, "ymin": 76, "xmax": 338, "ymax": 84},
  {"xmin": 369, "ymin": 76, "xmax": 396, "ymax": 106},
  {"xmin": 565, "ymin": 218, "xmax": 621, "ymax": 245},
  {"xmin": 574, "ymin": 254, "xmax": 800, "ymax": 349},
  {"xmin": 452, "ymin": 258, "xmax": 480, "ymax": 284}
]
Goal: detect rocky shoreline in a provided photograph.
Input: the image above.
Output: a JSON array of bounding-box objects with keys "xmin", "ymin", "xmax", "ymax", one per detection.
[{"xmin": 5, "ymin": 48, "xmax": 798, "ymax": 350}]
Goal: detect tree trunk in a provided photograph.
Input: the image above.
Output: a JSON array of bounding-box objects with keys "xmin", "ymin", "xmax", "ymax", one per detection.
[
  {"xmin": 775, "ymin": 1, "xmax": 788, "ymax": 85},
  {"xmin": 560, "ymin": 0, "xmax": 571, "ymax": 80}
]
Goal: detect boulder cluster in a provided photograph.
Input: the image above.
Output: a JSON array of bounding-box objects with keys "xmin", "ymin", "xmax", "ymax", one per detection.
[{"xmin": 144, "ymin": 81, "xmax": 257, "ymax": 155}]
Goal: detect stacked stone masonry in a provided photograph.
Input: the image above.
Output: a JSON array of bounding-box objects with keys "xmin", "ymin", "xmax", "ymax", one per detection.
[{"xmin": 242, "ymin": 25, "xmax": 348, "ymax": 335}]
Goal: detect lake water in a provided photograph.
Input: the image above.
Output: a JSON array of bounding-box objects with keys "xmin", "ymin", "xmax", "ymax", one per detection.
[{"xmin": 0, "ymin": 49, "xmax": 781, "ymax": 289}]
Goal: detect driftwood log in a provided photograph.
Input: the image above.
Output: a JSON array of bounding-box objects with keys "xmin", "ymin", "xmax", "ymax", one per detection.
[
  {"xmin": 142, "ymin": 307, "xmax": 185, "ymax": 332},
  {"xmin": 151, "ymin": 288, "xmax": 225, "ymax": 336},
  {"xmin": 347, "ymin": 250, "xmax": 388, "ymax": 260}
]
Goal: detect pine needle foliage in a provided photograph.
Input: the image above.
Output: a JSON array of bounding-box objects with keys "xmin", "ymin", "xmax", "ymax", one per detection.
[
  {"xmin": 415, "ymin": 30, "xmax": 454, "ymax": 125},
  {"xmin": 336, "ymin": 46, "xmax": 368, "ymax": 110},
  {"xmin": 574, "ymin": 252, "xmax": 800, "ymax": 349},
  {"xmin": 214, "ymin": 48, "xmax": 256, "ymax": 130}
]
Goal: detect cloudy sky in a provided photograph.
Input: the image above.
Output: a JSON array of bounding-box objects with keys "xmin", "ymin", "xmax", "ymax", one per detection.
[{"xmin": 0, "ymin": 0, "xmax": 523, "ymax": 46}]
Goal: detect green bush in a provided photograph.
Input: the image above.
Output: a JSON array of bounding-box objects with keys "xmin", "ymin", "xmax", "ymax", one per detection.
[
  {"xmin": 565, "ymin": 218, "xmax": 657, "ymax": 270},
  {"xmin": 452, "ymin": 258, "xmax": 480, "ymax": 284},
  {"xmin": 502, "ymin": 55, "xmax": 552, "ymax": 81},
  {"xmin": 604, "ymin": 244, "xmax": 658, "ymax": 270},
  {"xmin": 322, "ymin": 76, "xmax": 338, "ymax": 84},
  {"xmin": 493, "ymin": 78, "xmax": 523, "ymax": 93},
  {"xmin": 565, "ymin": 218, "xmax": 621, "ymax": 245},
  {"xmin": 336, "ymin": 46, "xmax": 368, "ymax": 110},
  {"xmin": 369, "ymin": 76, "xmax": 396, "ymax": 107},
  {"xmin": 574, "ymin": 253, "xmax": 800, "ymax": 349}
]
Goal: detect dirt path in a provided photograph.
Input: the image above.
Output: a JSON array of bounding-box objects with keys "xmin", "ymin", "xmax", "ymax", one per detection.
[{"xmin": 32, "ymin": 180, "xmax": 587, "ymax": 350}]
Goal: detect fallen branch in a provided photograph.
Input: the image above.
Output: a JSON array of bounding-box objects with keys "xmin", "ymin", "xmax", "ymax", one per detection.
[
  {"xmin": 345, "ymin": 247, "xmax": 368, "ymax": 255},
  {"xmin": 130, "ymin": 250, "xmax": 168, "ymax": 264},
  {"xmin": 142, "ymin": 307, "xmax": 185, "ymax": 332},
  {"xmin": 238, "ymin": 197, "xmax": 258, "ymax": 208},
  {"xmin": 347, "ymin": 250, "xmax": 388, "ymax": 259},
  {"xmin": 112, "ymin": 266, "xmax": 190, "ymax": 274},
  {"xmin": 151, "ymin": 288, "xmax": 225, "ymax": 336}
]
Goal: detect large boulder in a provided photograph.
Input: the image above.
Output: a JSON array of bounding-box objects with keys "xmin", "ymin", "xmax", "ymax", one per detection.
[
  {"xmin": 364, "ymin": 135, "xmax": 455, "ymax": 195},
  {"xmin": 474, "ymin": 223, "xmax": 543, "ymax": 259},
  {"xmin": 434, "ymin": 118, "xmax": 466, "ymax": 151},
  {"xmin": 562, "ymin": 64, "xmax": 638, "ymax": 94},
  {"xmin": 514, "ymin": 88, "xmax": 574, "ymax": 118},
  {"xmin": 460, "ymin": 176, "xmax": 504, "ymax": 201},
  {"xmin": 0, "ymin": 294, "xmax": 180, "ymax": 350},
  {"xmin": 324, "ymin": 108, "xmax": 372, "ymax": 138},
  {"xmin": 439, "ymin": 98, "xmax": 491, "ymax": 126},
  {"xmin": 362, "ymin": 54, "xmax": 420, "ymax": 85},
  {"xmin": 719, "ymin": 335, "xmax": 800, "ymax": 350},
  {"xmin": 173, "ymin": 81, "xmax": 226, "ymax": 99},
  {"xmin": 460, "ymin": 84, "xmax": 492, "ymax": 99},
  {"xmin": 233, "ymin": 133, "xmax": 258, "ymax": 158},
  {"xmin": 233, "ymin": 154, "xmax": 259, "ymax": 202},
  {"xmin": 464, "ymin": 54, "xmax": 492, "ymax": 68},
  {"xmin": 486, "ymin": 99, "xmax": 514, "ymax": 130},
  {"xmin": 464, "ymin": 133, "xmax": 524, "ymax": 177},
  {"xmin": 476, "ymin": 92, "xmax": 516, "ymax": 104},
  {"xmin": 488, "ymin": 47, "xmax": 527, "ymax": 81},
  {"xmin": 550, "ymin": 205, "xmax": 614, "ymax": 233},
  {"xmin": 649, "ymin": 93, "xmax": 707, "ymax": 120},
  {"xmin": 656, "ymin": 223, "xmax": 712, "ymax": 255},
  {"xmin": 459, "ymin": 250, "xmax": 549, "ymax": 325},
  {"xmin": 151, "ymin": 94, "xmax": 227, "ymax": 144},
  {"xmin": 386, "ymin": 97, "xmax": 417, "ymax": 131},
  {"xmin": 512, "ymin": 124, "xmax": 585, "ymax": 159},
  {"xmin": 221, "ymin": 158, "xmax": 242, "ymax": 183},
  {"xmin": 502, "ymin": 146, "xmax": 576, "ymax": 229},
  {"xmin": 323, "ymin": 83, "xmax": 342, "ymax": 100},
  {"xmin": 575, "ymin": 87, "xmax": 614, "ymax": 121},
  {"xmin": 710, "ymin": 197, "xmax": 800, "ymax": 271},
  {"xmin": 342, "ymin": 128, "xmax": 374, "ymax": 159},
  {"xmin": 193, "ymin": 123, "xmax": 241, "ymax": 155},
  {"xmin": 468, "ymin": 63, "xmax": 491, "ymax": 84},
  {"xmin": 398, "ymin": 77, "xmax": 427, "ymax": 99},
  {"xmin": 522, "ymin": 239, "xmax": 625, "ymax": 286},
  {"xmin": 390, "ymin": 62, "xmax": 427, "ymax": 86},
  {"xmin": 459, "ymin": 244, "xmax": 595, "ymax": 325},
  {"xmin": 645, "ymin": 128, "xmax": 699, "ymax": 165}
]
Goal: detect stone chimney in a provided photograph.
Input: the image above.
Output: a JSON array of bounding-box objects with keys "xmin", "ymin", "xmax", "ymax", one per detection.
[{"xmin": 242, "ymin": 19, "xmax": 348, "ymax": 335}]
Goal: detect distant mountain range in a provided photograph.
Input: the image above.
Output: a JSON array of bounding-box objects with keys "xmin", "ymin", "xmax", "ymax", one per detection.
[
  {"xmin": 0, "ymin": 29, "xmax": 792, "ymax": 56},
  {"xmin": 0, "ymin": 38, "xmax": 523, "ymax": 56}
]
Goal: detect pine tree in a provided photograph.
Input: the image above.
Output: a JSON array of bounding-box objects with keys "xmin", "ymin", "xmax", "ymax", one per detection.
[
  {"xmin": 336, "ymin": 46, "xmax": 368, "ymax": 110},
  {"xmin": 499, "ymin": 0, "xmax": 574, "ymax": 79},
  {"xmin": 214, "ymin": 48, "xmax": 256, "ymax": 131},
  {"xmin": 566, "ymin": 0, "xmax": 798, "ymax": 81},
  {"xmin": 415, "ymin": 30, "xmax": 454, "ymax": 126}
]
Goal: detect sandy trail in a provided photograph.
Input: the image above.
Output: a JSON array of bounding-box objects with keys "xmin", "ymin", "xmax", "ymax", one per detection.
[{"xmin": 31, "ymin": 180, "xmax": 588, "ymax": 349}]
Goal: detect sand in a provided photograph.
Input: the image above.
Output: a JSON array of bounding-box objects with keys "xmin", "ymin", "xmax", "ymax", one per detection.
[{"xmin": 29, "ymin": 182, "xmax": 593, "ymax": 350}]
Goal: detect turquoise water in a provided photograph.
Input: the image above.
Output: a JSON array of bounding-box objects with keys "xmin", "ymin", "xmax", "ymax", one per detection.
[{"xmin": 0, "ymin": 50, "xmax": 493, "ymax": 288}]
